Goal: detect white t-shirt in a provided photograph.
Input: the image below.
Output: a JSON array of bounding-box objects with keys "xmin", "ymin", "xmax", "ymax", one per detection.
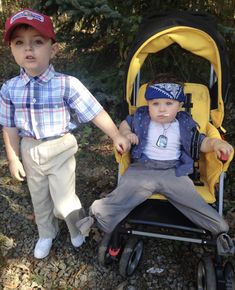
[{"xmin": 143, "ymin": 119, "xmax": 181, "ymax": 160}]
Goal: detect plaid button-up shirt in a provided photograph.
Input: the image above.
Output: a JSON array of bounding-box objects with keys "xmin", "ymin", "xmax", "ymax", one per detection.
[{"xmin": 0, "ymin": 65, "xmax": 103, "ymax": 139}]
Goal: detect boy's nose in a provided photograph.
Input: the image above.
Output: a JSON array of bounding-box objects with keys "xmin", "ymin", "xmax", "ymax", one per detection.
[
  {"xmin": 159, "ymin": 105, "xmax": 166, "ymax": 111},
  {"xmin": 25, "ymin": 43, "xmax": 33, "ymax": 50}
]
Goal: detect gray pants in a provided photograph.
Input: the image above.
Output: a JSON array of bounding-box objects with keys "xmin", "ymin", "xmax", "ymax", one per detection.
[{"xmin": 90, "ymin": 161, "xmax": 229, "ymax": 235}]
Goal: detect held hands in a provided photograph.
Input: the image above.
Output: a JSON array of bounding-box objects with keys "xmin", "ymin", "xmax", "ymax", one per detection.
[
  {"xmin": 118, "ymin": 120, "xmax": 138, "ymax": 150},
  {"xmin": 113, "ymin": 133, "xmax": 131, "ymax": 154},
  {"xmin": 9, "ymin": 158, "xmax": 26, "ymax": 181}
]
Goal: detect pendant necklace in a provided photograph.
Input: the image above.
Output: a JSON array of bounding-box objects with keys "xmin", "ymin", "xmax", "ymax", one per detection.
[{"xmin": 156, "ymin": 122, "xmax": 172, "ymax": 149}]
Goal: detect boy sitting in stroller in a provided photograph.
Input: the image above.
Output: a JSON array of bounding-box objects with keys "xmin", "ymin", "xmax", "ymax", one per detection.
[{"xmin": 90, "ymin": 76, "xmax": 234, "ymax": 256}]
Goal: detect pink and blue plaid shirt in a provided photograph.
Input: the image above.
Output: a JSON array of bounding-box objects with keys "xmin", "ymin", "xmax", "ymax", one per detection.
[{"xmin": 0, "ymin": 65, "xmax": 103, "ymax": 139}]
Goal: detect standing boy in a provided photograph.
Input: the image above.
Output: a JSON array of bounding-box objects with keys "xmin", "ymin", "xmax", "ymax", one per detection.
[{"xmin": 0, "ymin": 9, "xmax": 130, "ymax": 259}]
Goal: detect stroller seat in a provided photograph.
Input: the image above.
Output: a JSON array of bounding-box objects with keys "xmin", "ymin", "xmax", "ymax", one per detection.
[{"xmin": 116, "ymin": 82, "xmax": 233, "ymax": 204}]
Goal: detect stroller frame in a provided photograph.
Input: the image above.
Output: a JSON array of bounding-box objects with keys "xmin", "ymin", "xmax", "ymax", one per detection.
[{"xmin": 98, "ymin": 11, "xmax": 234, "ymax": 290}]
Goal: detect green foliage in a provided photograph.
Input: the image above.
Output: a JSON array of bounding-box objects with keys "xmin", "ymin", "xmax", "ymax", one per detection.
[
  {"xmin": 1, "ymin": 1, "xmax": 234, "ymax": 100},
  {"xmin": 1, "ymin": 1, "xmax": 234, "ymax": 106},
  {"xmin": 30, "ymin": 1, "xmax": 235, "ymax": 102},
  {"xmin": 78, "ymin": 125, "xmax": 93, "ymax": 147},
  {"xmin": 32, "ymin": 0, "xmax": 142, "ymax": 102},
  {"xmin": 0, "ymin": 0, "xmax": 35, "ymax": 22},
  {"xmin": 35, "ymin": 0, "xmax": 141, "ymax": 59}
]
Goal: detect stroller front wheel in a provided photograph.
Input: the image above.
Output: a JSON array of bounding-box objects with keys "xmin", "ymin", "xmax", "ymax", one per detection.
[
  {"xmin": 197, "ymin": 256, "xmax": 216, "ymax": 290},
  {"xmin": 119, "ymin": 237, "xmax": 143, "ymax": 277},
  {"xmin": 224, "ymin": 260, "xmax": 235, "ymax": 290}
]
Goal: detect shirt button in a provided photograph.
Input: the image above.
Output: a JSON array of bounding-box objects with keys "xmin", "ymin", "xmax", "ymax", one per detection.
[{"xmin": 33, "ymin": 98, "xmax": 36, "ymax": 103}]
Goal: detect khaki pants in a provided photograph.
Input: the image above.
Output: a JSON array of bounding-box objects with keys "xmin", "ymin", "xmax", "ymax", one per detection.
[{"xmin": 21, "ymin": 133, "xmax": 84, "ymax": 238}]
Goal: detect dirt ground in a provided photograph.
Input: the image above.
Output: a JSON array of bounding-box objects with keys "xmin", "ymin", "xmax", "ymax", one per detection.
[{"xmin": 1, "ymin": 105, "xmax": 235, "ymax": 289}]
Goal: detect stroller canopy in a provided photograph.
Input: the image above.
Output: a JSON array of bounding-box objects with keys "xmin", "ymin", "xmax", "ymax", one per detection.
[{"xmin": 124, "ymin": 11, "xmax": 230, "ymax": 128}]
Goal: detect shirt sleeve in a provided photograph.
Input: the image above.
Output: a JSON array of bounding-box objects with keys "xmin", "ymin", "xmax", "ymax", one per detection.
[
  {"xmin": 125, "ymin": 115, "xmax": 133, "ymax": 128},
  {"xmin": 0, "ymin": 82, "xmax": 16, "ymax": 127},
  {"xmin": 199, "ymin": 132, "xmax": 206, "ymax": 145},
  {"xmin": 66, "ymin": 77, "xmax": 103, "ymax": 123}
]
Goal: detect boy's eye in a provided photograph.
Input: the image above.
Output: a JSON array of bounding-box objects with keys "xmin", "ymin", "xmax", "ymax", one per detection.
[
  {"xmin": 15, "ymin": 40, "xmax": 23, "ymax": 45},
  {"xmin": 34, "ymin": 39, "xmax": 44, "ymax": 45},
  {"xmin": 152, "ymin": 102, "xmax": 159, "ymax": 106},
  {"xmin": 166, "ymin": 102, "xmax": 173, "ymax": 105}
]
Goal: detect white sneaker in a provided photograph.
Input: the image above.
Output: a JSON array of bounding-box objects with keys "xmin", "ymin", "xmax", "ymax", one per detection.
[
  {"xmin": 71, "ymin": 234, "xmax": 85, "ymax": 248},
  {"xmin": 34, "ymin": 238, "xmax": 53, "ymax": 259}
]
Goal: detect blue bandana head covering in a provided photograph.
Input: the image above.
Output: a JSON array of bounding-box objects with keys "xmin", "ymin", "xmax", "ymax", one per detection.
[{"xmin": 145, "ymin": 83, "xmax": 186, "ymax": 103}]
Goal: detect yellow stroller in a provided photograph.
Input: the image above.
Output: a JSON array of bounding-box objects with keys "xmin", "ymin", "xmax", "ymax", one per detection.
[{"xmin": 98, "ymin": 11, "xmax": 234, "ymax": 289}]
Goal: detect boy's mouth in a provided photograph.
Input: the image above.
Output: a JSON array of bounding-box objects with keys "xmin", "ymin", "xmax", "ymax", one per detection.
[
  {"xmin": 158, "ymin": 113, "xmax": 169, "ymax": 117},
  {"xmin": 26, "ymin": 56, "xmax": 35, "ymax": 60}
]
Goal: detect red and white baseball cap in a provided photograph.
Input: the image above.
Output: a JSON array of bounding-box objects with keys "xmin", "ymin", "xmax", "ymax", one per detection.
[{"xmin": 4, "ymin": 8, "xmax": 56, "ymax": 42}]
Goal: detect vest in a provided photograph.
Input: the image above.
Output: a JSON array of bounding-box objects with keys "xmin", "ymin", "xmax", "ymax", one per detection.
[{"xmin": 126, "ymin": 106, "xmax": 205, "ymax": 177}]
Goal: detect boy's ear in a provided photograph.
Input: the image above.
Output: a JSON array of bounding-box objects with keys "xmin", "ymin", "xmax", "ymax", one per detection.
[
  {"xmin": 51, "ymin": 42, "xmax": 59, "ymax": 59},
  {"xmin": 179, "ymin": 102, "xmax": 184, "ymax": 111}
]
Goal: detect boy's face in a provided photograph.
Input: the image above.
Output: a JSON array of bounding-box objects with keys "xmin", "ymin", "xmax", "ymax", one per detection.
[
  {"xmin": 148, "ymin": 98, "xmax": 183, "ymax": 123},
  {"xmin": 10, "ymin": 26, "xmax": 58, "ymax": 77}
]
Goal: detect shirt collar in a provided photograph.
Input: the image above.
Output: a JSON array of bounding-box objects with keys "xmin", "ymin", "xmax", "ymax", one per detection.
[{"xmin": 20, "ymin": 64, "xmax": 55, "ymax": 86}]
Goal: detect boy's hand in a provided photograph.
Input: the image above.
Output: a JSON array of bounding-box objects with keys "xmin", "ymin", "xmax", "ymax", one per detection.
[
  {"xmin": 9, "ymin": 159, "xmax": 26, "ymax": 181},
  {"xmin": 126, "ymin": 133, "xmax": 139, "ymax": 145},
  {"xmin": 113, "ymin": 133, "xmax": 131, "ymax": 154},
  {"xmin": 201, "ymin": 137, "xmax": 233, "ymax": 160},
  {"xmin": 213, "ymin": 140, "xmax": 233, "ymax": 159}
]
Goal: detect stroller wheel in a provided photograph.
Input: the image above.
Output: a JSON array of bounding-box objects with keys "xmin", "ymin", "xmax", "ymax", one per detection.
[
  {"xmin": 197, "ymin": 257, "xmax": 216, "ymax": 290},
  {"xmin": 98, "ymin": 233, "xmax": 113, "ymax": 266},
  {"xmin": 224, "ymin": 261, "xmax": 235, "ymax": 290},
  {"xmin": 119, "ymin": 237, "xmax": 143, "ymax": 277}
]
